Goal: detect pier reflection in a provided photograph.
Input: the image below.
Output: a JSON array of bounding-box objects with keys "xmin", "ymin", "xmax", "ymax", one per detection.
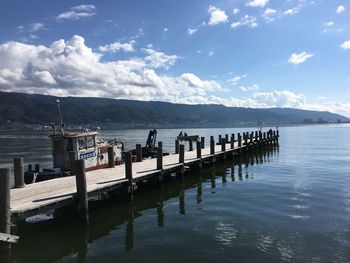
[{"xmin": 11, "ymin": 144, "xmax": 279, "ymax": 262}]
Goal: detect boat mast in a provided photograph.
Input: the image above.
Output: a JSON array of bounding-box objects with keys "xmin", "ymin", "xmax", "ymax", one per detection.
[{"xmin": 56, "ymin": 99, "xmax": 64, "ymax": 134}]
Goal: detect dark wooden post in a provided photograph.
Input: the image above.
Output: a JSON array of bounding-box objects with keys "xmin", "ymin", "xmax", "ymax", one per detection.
[
  {"xmin": 259, "ymin": 131, "xmax": 262, "ymax": 141},
  {"xmin": 0, "ymin": 168, "xmax": 11, "ymax": 246},
  {"xmin": 200, "ymin": 137, "xmax": 205, "ymax": 149},
  {"xmin": 255, "ymin": 131, "xmax": 258, "ymax": 141},
  {"xmin": 34, "ymin": 164, "xmax": 40, "ymax": 173},
  {"xmin": 68, "ymin": 151, "xmax": 76, "ymax": 172},
  {"xmin": 75, "ymin": 160, "xmax": 89, "ymax": 222},
  {"xmin": 136, "ymin": 144, "xmax": 142, "ymax": 162},
  {"xmin": 157, "ymin": 142, "xmax": 163, "ymax": 170},
  {"xmin": 238, "ymin": 133, "xmax": 242, "ymax": 147},
  {"xmin": 189, "ymin": 140, "xmax": 193, "ymax": 151},
  {"xmin": 225, "ymin": 134, "xmax": 229, "ymax": 143},
  {"xmin": 221, "ymin": 138, "xmax": 226, "ymax": 152},
  {"xmin": 175, "ymin": 139, "xmax": 179, "ymax": 154},
  {"xmin": 244, "ymin": 133, "xmax": 248, "ymax": 145},
  {"xmin": 108, "ymin": 146, "xmax": 115, "ymax": 168},
  {"xmin": 250, "ymin": 133, "xmax": 253, "ymax": 144},
  {"xmin": 230, "ymin": 134, "xmax": 234, "ymax": 149},
  {"xmin": 14, "ymin": 157, "xmax": 25, "ymax": 188},
  {"xmin": 125, "ymin": 152, "xmax": 133, "ymax": 198},
  {"xmin": 218, "ymin": 135, "xmax": 222, "ymax": 144},
  {"xmin": 179, "ymin": 144, "xmax": 185, "ymax": 163},
  {"xmin": 196, "ymin": 141, "xmax": 201, "ymax": 159},
  {"xmin": 210, "ymin": 136, "xmax": 215, "ymax": 155}
]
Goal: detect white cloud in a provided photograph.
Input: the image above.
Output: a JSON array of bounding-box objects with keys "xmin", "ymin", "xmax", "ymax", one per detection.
[
  {"xmin": 56, "ymin": 5, "xmax": 96, "ymax": 21},
  {"xmin": 233, "ymin": 8, "xmax": 240, "ymax": 15},
  {"xmin": 228, "ymin": 74, "xmax": 247, "ymax": 84},
  {"xmin": 263, "ymin": 8, "xmax": 277, "ymax": 22},
  {"xmin": 240, "ymin": 84, "xmax": 260, "ymax": 92},
  {"xmin": 231, "ymin": 15, "xmax": 258, "ymax": 29},
  {"xmin": 187, "ymin": 27, "xmax": 198, "ymax": 36},
  {"xmin": 246, "ymin": 0, "xmax": 269, "ymax": 8},
  {"xmin": 142, "ymin": 48, "xmax": 180, "ymax": 69},
  {"xmin": 283, "ymin": 8, "xmax": 299, "ymax": 16},
  {"xmin": 99, "ymin": 40, "xmax": 136, "ymax": 53},
  {"xmin": 208, "ymin": 49, "xmax": 215, "ymax": 56},
  {"xmin": 288, "ymin": 52, "xmax": 313, "ymax": 65},
  {"xmin": 340, "ymin": 40, "xmax": 350, "ymax": 50},
  {"xmin": 17, "ymin": 22, "xmax": 45, "ymax": 33},
  {"xmin": 336, "ymin": 5, "xmax": 345, "ymax": 14},
  {"xmin": 207, "ymin": 6, "xmax": 228, "ymax": 25},
  {"xmin": 1, "ymin": 36, "xmax": 348, "ymax": 117},
  {"xmin": 163, "ymin": 28, "xmax": 168, "ymax": 32},
  {"xmin": 325, "ymin": 21, "xmax": 334, "ymax": 27}
]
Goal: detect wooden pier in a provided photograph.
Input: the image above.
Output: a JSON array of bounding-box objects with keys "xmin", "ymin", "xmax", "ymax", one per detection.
[{"xmin": 0, "ymin": 129, "xmax": 279, "ymax": 247}]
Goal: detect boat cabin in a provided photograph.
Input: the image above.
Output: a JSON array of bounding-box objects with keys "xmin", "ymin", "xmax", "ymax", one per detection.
[{"xmin": 50, "ymin": 131, "xmax": 123, "ymax": 171}]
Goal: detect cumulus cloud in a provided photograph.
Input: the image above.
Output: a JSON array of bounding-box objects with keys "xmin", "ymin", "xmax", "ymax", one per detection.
[
  {"xmin": 340, "ymin": 40, "xmax": 350, "ymax": 50},
  {"xmin": 231, "ymin": 15, "xmax": 258, "ymax": 29},
  {"xmin": 233, "ymin": 8, "xmax": 240, "ymax": 15},
  {"xmin": 228, "ymin": 74, "xmax": 247, "ymax": 85},
  {"xmin": 252, "ymin": 90, "xmax": 305, "ymax": 107},
  {"xmin": 56, "ymin": 4, "xmax": 96, "ymax": 21},
  {"xmin": 263, "ymin": 8, "xmax": 277, "ymax": 22},
  {"xmin": 99, "ymin": 40, "xmax": 135, "ymax": 53},
  {"xmin": 142, "ymin": 48, "xmax": 180, "ymax": 69},
  {"xmin": 336, "ymin": 5, "xmax": 345, "ymax": 14},
  {"xmin": 283, "ymin": 8, "xmax": 299, "ymax": 16},
  {"xmin": 240, "ymin": 84, "xmax": 260, "ymax": 92},
  {"xmin": 17, "ymin": 23, "xmax": 45, "ymax": 33},
  {"xmin": 288, "ymin": 52, "xmax": 313, "ymax": 64},
  {"xmin": 246, "ymin": 0, "xmax": 269, "ymax": 8},
  {"xmin": 207, "ymin": 6, "xmax": 228, "ymax": 25}
]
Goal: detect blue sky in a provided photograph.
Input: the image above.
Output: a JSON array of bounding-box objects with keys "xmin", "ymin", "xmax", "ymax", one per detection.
[{"xmin": 0, "ymin": 0, "xmax": 350, "ymax": 116}]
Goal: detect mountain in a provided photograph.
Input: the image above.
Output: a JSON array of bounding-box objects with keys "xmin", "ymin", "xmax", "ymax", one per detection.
[{"xmin": 0, "ymin": 91, "xmax": 348, "ymax": 129}]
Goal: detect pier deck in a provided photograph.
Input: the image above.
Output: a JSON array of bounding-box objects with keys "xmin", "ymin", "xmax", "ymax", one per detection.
[{"xmin": 4, "ymin": 131, "xmax": 279, "ymax": 224}]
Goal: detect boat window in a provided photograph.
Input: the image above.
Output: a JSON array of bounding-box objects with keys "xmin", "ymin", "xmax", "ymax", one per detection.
[
  {"xmin": 78, "ymin": 138, "xmax": 86, "ymax": 150},
  {"xmin": 86, "ymin": 136, "xmax": 95, "ymax": 148},
  {"xmin": 66, "ymin": 138, "xmax": 73, "ymax": 152}
]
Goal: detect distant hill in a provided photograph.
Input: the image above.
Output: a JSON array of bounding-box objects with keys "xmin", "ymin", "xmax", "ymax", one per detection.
[{"xmin": 0, "ymin": 91, "xmax": 348, "ymax": 129}]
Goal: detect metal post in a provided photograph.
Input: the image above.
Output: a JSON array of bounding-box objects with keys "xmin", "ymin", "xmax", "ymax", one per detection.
[
  {"xmin": 75, "ymin": 160, "xmax": 89, "ymax": 222},
  {"xmin": 14, "ymin": 157, "xmax": 25, "ymax": 188}
]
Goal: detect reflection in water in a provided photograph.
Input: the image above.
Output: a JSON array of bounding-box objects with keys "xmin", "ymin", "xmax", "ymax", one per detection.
[
  {"xmin": 179, "ymin": 180, "xmax": 186, "ymax": 215},
  {"xmin": 196, "ymin": 173, "xmax": 203, "ymax": 204},
  {"xmin": 157, "ymin": 188, "xmax": 165, "ymax": 227},
  {"xmin": 125, "ymin": 203, "xmax": 134, "ymax": 252},
  {"xmin": 210, "ymin": 169, "xmax": 216, "ymax": 193},
  {"xmin": 76, "ymin": 225, "xmax": 89, "ymax": 263}
]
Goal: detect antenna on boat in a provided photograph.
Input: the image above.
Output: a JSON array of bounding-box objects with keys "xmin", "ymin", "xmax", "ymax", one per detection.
[{"xmin": 56, "ymin": 99, "xmax": 64, "ymax": 134}]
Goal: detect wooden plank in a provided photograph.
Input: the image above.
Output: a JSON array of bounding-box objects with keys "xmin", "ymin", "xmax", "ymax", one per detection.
[{"xmin": 0, "ymin": 232, "xmax": 19, "ymax": 244}]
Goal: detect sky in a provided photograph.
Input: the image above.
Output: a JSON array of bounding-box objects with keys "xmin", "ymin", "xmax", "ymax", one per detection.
[{"xmin": 0, "ymin": 0, "xmax": 350, "ymax": 117}]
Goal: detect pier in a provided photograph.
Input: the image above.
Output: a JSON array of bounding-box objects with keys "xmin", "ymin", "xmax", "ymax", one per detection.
[{"xmin": 0, "ymin": 129, "xmax": 279, "ymax": 248}]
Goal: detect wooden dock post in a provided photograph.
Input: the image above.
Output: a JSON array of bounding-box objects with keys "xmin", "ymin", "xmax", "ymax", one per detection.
[
  {"xmin": 0, "ymin": 168, "xmax": 11, "ymax": 251},
  {"xmin": 221, "ymin": 138, "xmax": 226, "ymax": 152},
  {"xmin": 230, "ymin": 134, "xmax": 234, "ymax": 149},
  {"xmin": 238, "ymin": 133, "xmax": 242, "ymax": 147},
  {"xmin": 225, "ymin": 134, "xmax": 229, "ymax": 143},
  {"xmin": 189, "ymin": 140, "xmax": 193, "ymax": 151},
  {"xmin": 218, "ymin": 135, "xmax": 222, "ymax": 144},
  {"xmin": 244, "ymin": 133, "xmax": 248, "ymax": 145},
  {"xmin": 34, "ymin": 164, "xmax": 40, "ymax": 173},
  {"xmin": 136, "ymin": 144, "xmax": 142, "ymax": 162},
  {"xmin": 157, "ymin": 142, "xmax": 163, "ymax": 170},
  {"xmin": 74, "ymin": 160, "xmax": 89, "ymax": 222},
  {"xmin": 175, "ymin": 139, "xmax": 179, "ymax": 154},
  {"xmin": 14, "ymin": 157, "xmax": 25, "ymax": 188},
  {"xmin": 196, "ymin": 141, "xmax": 202, "ymax": 159},
  {"xmin": 200, "ymin": 137, "xmax": 205, "ymax": 149},
  {"xmin": 125, "ymin": 152, "xmax": 133, "ymax": 199},
  {"xmin": 108, "ymin": 146, "xmax": 115, "ymax": 168},
  {"xmin": 179, "ymin": 144, "xmax": 185, "ymax": 163},
  {"xmin": 210, "ymin": 136, "xmax": 215, "ymax": 155}
]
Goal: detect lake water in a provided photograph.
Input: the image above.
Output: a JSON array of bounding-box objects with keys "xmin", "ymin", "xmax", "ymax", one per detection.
[{"xmin": 1, "ymin": 124, "xmax": 350, "ymax": 263}]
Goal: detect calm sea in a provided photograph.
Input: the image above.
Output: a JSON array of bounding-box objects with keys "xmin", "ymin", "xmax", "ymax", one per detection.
[{"xmin": 1, "ymin": 124, "xmax": 350, "ymax": 263}]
